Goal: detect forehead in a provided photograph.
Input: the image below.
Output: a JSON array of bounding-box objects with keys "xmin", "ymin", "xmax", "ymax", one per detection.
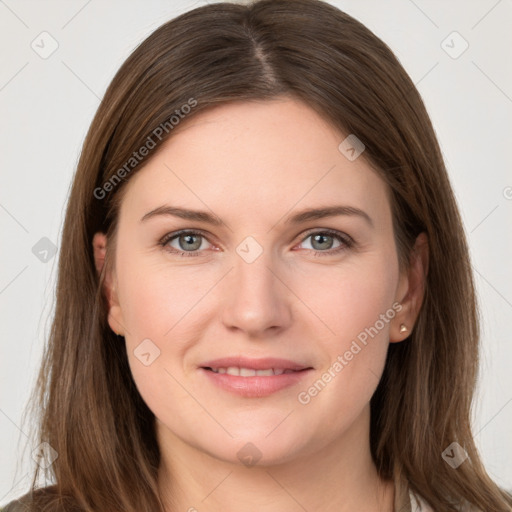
[{"xmin": 119, "ymin": 98, "xmax": 391, "ymax": 229}]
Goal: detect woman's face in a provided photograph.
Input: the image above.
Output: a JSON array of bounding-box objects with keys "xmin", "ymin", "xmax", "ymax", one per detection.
[{"xmin": 101, "ymin": 97, "xmax": 416, "ymax": 467}]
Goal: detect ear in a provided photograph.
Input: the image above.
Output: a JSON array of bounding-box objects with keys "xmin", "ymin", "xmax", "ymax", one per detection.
[
  {"xmin": 93, "ymin": 231, "xmax": 107, "ymax": 274},
  {"xmin": 92, "ymin": 232, "xmax": 125, "ymax": 337},
  {"xmin": 390, "ymin": 232, "xmax": 429, "ymax": 343}
]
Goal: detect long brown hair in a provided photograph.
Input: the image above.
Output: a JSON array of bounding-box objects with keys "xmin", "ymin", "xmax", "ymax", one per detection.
[{"xmin": 13, "ymin": 0, "xmax": 511, "ymax": 510}]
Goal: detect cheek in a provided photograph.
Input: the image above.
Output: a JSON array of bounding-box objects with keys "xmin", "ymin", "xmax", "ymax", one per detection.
[
  {"xmin": 293, "ymin": 252, "xmax": 398, "ymax": 344},
  {"xmin": 117, "ymin": 255, "xmax": 213, "ymax": 340},
  {"xmin": 294, "ymin": 254, "xmax": 398, "ymax": 410},
  {"xmin": 115, "ymin": 257, "xmax": 216, "ymax": 407},
  {"xmin": 117, "ymin": 265, "xmax": 197, "ymax": 420}
]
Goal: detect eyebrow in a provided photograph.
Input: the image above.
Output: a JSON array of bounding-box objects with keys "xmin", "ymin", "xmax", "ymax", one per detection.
[{"xmin": 140, "ymin": 204, "xmax": 373, "ymax": 228}]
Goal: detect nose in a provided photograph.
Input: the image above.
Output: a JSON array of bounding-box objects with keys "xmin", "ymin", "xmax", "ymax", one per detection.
[{"xmin": 220, "ymin": 246, "xmax": 293, "ymax": 337}]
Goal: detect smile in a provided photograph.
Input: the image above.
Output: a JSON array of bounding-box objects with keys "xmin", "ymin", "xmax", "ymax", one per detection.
[
  {"xmin": 205, "ymin": 367, "xmax": 299, "ymax": 376},
  {"xmin": 200, "ymin": 367, "xmax": 313, "ymax": 398}
]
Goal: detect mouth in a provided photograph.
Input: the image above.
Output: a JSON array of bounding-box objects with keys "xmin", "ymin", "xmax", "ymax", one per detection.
[
  {"xmin": 199, "ymin": 356, "xmax": 313, "ymax": 374},
  {"xmin": 201, "ymin": 366, "xmax": 309, "ymax": 376},
  {"xmin": 198, "ymin": 357, "xmax": 314, "ymax": 397}
]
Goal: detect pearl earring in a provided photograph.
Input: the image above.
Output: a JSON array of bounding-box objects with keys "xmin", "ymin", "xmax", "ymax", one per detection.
[{"xmin": 399, "ymin": 324, "xmax": 407, "ymax": 333}]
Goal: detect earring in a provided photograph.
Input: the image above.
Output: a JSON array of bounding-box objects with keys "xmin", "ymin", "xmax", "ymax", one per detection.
[{"xmin": 399, "ymin": 324, "xmax": 408, "ymax": 333}]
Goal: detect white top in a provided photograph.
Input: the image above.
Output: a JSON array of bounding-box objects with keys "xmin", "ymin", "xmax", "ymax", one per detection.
[
  {"xmin": 410, "ymin": 490, "xmax": 434, "ymax": 511},
  {"xmin": 409, "ymin": 490, "xmax": 480, "ymax": 512}
]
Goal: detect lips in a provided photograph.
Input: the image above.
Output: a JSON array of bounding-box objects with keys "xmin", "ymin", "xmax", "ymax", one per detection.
[
  {"xmin": 199, "ymin": 357, "xmax": 314, "ymax": 397},
  {"xmin": 200, "ymin": 356, "xmax": 312, "ymax": 372}
]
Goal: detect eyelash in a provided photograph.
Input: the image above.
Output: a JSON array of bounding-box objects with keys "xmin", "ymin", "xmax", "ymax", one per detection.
[{"xmin": 158, "ymin": 228, "xmax": 354, "ymax": 258}]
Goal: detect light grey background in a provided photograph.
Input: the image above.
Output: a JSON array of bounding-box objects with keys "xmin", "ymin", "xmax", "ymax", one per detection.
[{"xmin": 1, "ymin": 0, "xmax": 511, "ymax": 504}]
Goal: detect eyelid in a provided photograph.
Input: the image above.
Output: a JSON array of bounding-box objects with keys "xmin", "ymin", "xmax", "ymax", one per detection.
[{"xmin": 298, "ymin": 227, "xmax": 352, "ymax": 243}]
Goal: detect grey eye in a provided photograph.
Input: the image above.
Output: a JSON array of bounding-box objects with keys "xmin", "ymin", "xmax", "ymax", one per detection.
[
  {"xmin": 171, "ymin": 233, "xmax": 206, "ymax": 252},
  {"xmin": 301, "ymin": 233, "xmax": 341, "ymax": 251}
]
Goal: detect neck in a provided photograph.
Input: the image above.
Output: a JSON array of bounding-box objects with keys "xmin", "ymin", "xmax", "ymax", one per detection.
[{"xmin": 156, "ymin": 404, "xmax": 395, "ymax": 512}]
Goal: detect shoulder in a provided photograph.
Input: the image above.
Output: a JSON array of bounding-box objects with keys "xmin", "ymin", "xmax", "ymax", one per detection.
[
  {"xmin": 1, "ymin": 498, "xmax": 30, "ymax": 512},
  {"xmin": 1, "ymin": 493, "xmax": 32, "ymax": 512},
  {"xmin": 1, "ymin": 485, "xmax": 61, "ymax": 512}
]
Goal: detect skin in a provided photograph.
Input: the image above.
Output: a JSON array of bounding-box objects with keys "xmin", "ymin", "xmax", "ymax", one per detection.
[{"xmin": 93, "ymin": 97, "xmax": 428, "ymax": 512}]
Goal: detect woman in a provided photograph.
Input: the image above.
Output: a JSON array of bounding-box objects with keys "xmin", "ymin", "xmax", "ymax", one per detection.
[{"xmin": 3, "ymin": 0, "xmax": 511, "ymax": 511}]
